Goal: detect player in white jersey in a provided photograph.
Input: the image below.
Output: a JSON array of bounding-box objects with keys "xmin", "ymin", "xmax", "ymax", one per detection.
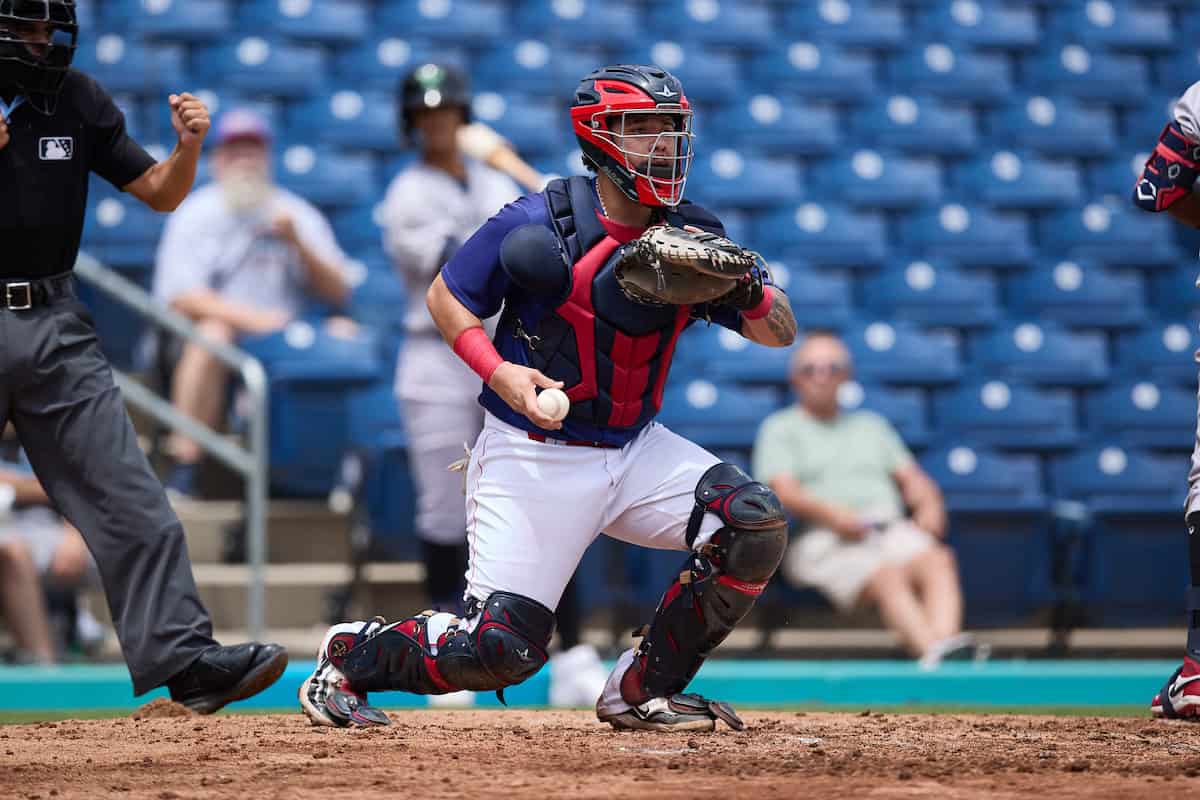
[{"xmin": 1135, "ymin": 80, "xmax": 1200, "ymax": 720}]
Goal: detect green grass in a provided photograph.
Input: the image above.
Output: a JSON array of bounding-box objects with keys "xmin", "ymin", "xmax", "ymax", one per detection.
[{"xmin": 0, "ymin": 705, "xmax": 1149, "ymax": 725}]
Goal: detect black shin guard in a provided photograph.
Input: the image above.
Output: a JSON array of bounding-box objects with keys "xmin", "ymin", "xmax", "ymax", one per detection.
[
  {"xmin": 1187, "ymin": 514, "xmax": 1200, "ymax": 660},
  {"xmin": 335, "ymin": 592, "xmax": 555, "ymax": 697},
  {"xmin": 622, "ymin": 463, "xmax": 786, "ymax": 704}
]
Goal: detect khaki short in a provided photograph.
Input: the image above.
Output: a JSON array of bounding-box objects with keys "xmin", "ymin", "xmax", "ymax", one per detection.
[
  {"xmin": 0, "ymin": 506, "xmax": 67, "ymax": 575},
  {"xmin": 782, "ymin": 519, "xmax": 937, "ymax": 612}
]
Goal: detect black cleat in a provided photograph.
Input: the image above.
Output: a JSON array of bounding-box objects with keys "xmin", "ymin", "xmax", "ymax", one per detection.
[{"xmin": 167, "ymin": 642, "xmax": 289, "ymax": 714}]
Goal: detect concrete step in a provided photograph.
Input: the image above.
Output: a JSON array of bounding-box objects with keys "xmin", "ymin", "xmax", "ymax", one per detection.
[
  {"xmin": 83, "ymin": 561, "xmax": 428, "ymax": 630},
  {"xmin": 173, "ymin": 498, "xmax": 354, "ymax": 564}
]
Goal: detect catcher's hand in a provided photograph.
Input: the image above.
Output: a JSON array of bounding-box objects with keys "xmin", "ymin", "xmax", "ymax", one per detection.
[{"xmin": 614, "ymin": 225, "xmax": 759, "ymax": 306}]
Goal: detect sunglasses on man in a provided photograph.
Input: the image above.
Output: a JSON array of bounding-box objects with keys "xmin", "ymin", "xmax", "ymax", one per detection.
[{"xmin": 795, "ymin": 361, "xmax": 849, "ymax": 378}]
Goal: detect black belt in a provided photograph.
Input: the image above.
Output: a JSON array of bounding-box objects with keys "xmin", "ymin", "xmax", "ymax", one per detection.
[{"xmin": 0, "ymin": 273, "xmax": 75, "ymax": 310}]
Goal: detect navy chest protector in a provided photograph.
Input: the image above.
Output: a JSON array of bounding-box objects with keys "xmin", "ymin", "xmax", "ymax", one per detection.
[{"xmin": 497, "ymin": 176, "xmax": 721, "ymax": 430}]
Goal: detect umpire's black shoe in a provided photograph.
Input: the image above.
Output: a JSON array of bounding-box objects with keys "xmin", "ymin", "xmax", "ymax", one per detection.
[{"xmin": 167, "ymin": 642, "xmax": 289, "ymax": 714}]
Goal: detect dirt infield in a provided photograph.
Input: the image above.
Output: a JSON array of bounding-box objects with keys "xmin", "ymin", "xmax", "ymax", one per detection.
[{"xmin": 4, "ymin": 708, "xmax": 1200, "ymax": 799}]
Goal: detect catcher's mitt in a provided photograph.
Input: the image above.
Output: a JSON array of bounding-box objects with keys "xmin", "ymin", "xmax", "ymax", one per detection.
[{"xmin": 614, "ymin": 225, "xmax": 760, "ymax": 306}]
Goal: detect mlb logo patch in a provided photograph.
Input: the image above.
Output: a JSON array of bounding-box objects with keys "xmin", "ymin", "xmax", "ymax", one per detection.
[{"xmin": 39, "ymin": 137, "xmax": 74, "ymax": 161}]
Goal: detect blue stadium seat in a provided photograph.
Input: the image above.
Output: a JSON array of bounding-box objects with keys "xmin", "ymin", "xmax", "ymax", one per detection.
[
  {"xmin": 932, "ymin": 380, "xmax": 1080, "ymax": 450},
  {"xmin": 913, "ymin": 1, "xmax": 1038, "ymax": 49},
  {"xmin": 619, "ymin": 41, "xmax": 742, "ymax": 103},
  {"xmin": 746, "ymin": 42, "xmax": 878, "ymax": 102},
  {"xmin": 897, "ymin": 203, "xmax": 1032, "ymax": 266},
  {"xmin": 1045, "ymin": 1, "xmax": 1172, "ymax": 51},
  {"xmin": 837, "ymin": 381, "xmax": 931, "ymax": 448},
  {"xmin": 1115, "ymin": 321, "xmax": 1200, "ymax": 385},
  {"xmin": 1084, "ymin": 381, "xmax": 1195, "ymax": 449},
  {"xmin": 647, "ymin": 0, "xmax": 772, "ymax": 47},
  {"xmin": 844, "ymin": 320, "xmax": 962, "ymax": 385},
  {"xmin": 240, "ymin": 325, "xmax": 384, "ymax": 496},
  {"xmin": 1021, "ymin": 45, "xmax": 1149, "ymax": 106},
  {"xmin": 474, "ymin": 41, "xmax": 602, "ymax": 98},
  {"xmin": 970, "ymin": 321, "xmax": 1109, "ymax": 387},
  {"xmin": 705, "ymin": 96, "xmax": 838, "ymax": 156},
  {"xmin": 72, "ymin": 36, "xmax": 185, "ymax": 94},
  {"xmin": 332, "ymin": 36, "xmax": 468, "ymax": 92},
  {"xmin": 753, "ymin": 204, "xmax": 887, "ymax": 267},
  {"xmin": 862, "ymin": 258, "xmax": 1000, "ymax": 328},
  {"xmin": 677, "ymin": 324, "xmax": 793, "ymax": 385},
  {"xmin": 81, "ymin": 190, "xmax": 167, "ymax": 268},
  {"xmin": 239, "ymin": 0, "xmax": 369, "ymax": 43},
  {"xmin": 686, "ymin": 151, "xmax": 802, "ymax": 209},
  {"xmin": 287, "ymin": 91, "xmax": 396, "ymax": 151},
  {"xmin": 1049, "ymin": 444, "xmax": 1188, "ymax": 625},
  {"xmin": 782, "ymin": 1, "xmax": 907, "ymax": 49},
  {"xmin": 1120, "ymin": 93, "xmax": 1183, "ymax": 151},
  {"xmin": 951, "ymin": 150, "xmax": 1082, "ymax": 208},
  {"xmin": 920, "ymin": 444, "xmax": 1053, "ymax": 625},
  {"xmin": 377, "ymin": 0, "xmax": 510, "ymax": 44},
  {"xmin": 511, "ymin": 0, "xmax": 638, "ymax": 47},
  {"xmin": 1149, "ymin": 263, "xmax": 1200, "ymax": 318},
  {"xmin": 111, "ymin": 0, "xmax": 232, "ymax": 40},
  {"xmin": 342, "ymin": 381, "xmax": 416, "ymax": 553},
  {"xmin": 273, "ymin": 145, "xmax": 378, "ymax": 207},
  {"xmin": 769, "ymin": 264, "xmax": 855, "ymax": 331},
  {"xmin": 1087, "ymin": 153, "xmax": 1146, "ymax": 200},
  {"xmin": 469, "ymin": 92, "xmax": 565, "ymax": 156},
  {"xmin": 923, "ymin": 445, "xmax": 1047, "ymax": 513},
  {"xmin": 808, "ymin": 150, "xmax": 942, "ymax": 209},
  {"xmin": 987, "ymin": 95, "xmax": 1116, "ymax": 156},
  {"xmin": 887, "ymin": 43, "xmax": 1013, "ymax": 103},
  {"xmin": 656, "ymin": 380, "xmax": 782, "ymax": 451},
  {"xmin": 848, "ymin": 95, "xmax": 979, "ymax": 155},
  {"xmin": 193, "ymin": 38, "xmax": 328, "ymax": 97},
  {"xmin": 330, "ymin": 203, "xmax": 385, "ymax": 256},
  {"xmin": 1036, "ymin": 202, "xmax": 1178, "ymax": 265},
  {"xmin": 1007, "ymin": 260, "xmax": 1148, "ymax": 328}
]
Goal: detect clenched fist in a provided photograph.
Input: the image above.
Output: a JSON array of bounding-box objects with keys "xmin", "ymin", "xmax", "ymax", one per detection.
[
  {"xmin": 0, "ymin": 117, "xmax": 9, "ymax": 152},
  {"xmin": 169, "ymin": 92, "xmax": 210, "ymax": 150}
]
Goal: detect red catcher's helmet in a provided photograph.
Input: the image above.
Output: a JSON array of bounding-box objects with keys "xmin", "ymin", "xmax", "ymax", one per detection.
[{"xmin": 571, "ymin": 64, "xmax": 694, "ymax": 208}]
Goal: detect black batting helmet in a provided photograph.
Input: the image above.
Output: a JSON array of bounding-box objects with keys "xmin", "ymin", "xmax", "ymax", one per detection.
[
  {"xmin": 0, "ymin": 0, "xmax": 77, "ymax": 115},
  {"xmin": 397, "ymin": 61, "xmax": 471, "ymax": 139}
]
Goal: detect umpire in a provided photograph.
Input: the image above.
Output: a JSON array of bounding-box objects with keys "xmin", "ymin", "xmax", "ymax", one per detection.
[{"xmin": 0, "ymin": 1, "xmax": 286, "ymax": 711}]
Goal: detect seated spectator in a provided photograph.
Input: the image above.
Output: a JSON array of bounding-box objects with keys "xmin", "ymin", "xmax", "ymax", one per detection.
[
  {"xmin": 151, "ymin": 108, "xmax": 356, "ymax": 496},
  {"xmin": 752, "ymin": 332, "xmax": 977, "ymax": 668},
  {"xmin": 0, "ymin": 427, "xmax": 94, "ymax": 664}
]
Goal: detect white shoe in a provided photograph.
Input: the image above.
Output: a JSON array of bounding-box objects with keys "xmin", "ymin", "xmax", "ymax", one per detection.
[
  {"xmin": 593, "ymin": 648, "xmax": 743, "ymax": 732},
  {"xmin": 548, "ymin": 643, "xmax": 608, "ymax": 708},
  {"xmin": 918, "ymin": 632, "xmax": 979, "ymax": 672},
  {"xmin": 428, "ymin": 690, "xmax": 477, "ymax": 707},
  {"xmin": 298, "ymin": 620, "xmax": 391, "ymax": 727}
]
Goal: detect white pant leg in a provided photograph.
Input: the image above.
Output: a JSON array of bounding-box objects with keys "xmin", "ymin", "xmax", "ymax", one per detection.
[
  {"xmin": 601, "ymin": 422, "xmax": 723, "ymax": 551},
  {"xmin": 403, "ymin": 397, "xmax": 483, "ymax": 545},
  {"xmin": 463, "ymin": 414, "xmax": 612, "ymax": 610}
]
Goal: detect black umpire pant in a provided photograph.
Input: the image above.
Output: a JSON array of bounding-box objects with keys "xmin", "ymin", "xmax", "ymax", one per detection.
[{"xmin": 0, "ymin": 275, "xmax": 215, "ymax": 694}]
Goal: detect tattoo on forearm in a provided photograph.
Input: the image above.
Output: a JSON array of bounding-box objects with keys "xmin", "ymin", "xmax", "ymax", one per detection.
[{"xmin": 765, "ymin": 297, "xmax": 797, "ymax": 344}]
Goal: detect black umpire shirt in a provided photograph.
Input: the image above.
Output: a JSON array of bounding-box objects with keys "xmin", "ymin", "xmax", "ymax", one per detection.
[{"xmin": 0, "ymin": 69, "xmax": 156, "ymax": 279}]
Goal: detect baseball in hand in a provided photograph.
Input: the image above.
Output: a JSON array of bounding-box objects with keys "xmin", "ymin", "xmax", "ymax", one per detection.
[{"xmin": 536, "ymin": 388, "xmax": 570, "ymax": 422}]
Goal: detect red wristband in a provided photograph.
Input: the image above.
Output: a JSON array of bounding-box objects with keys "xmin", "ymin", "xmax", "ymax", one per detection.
[
  {"xmin": 453, "ymin": 327, "xmax": 504, "ymax": 383},
  {"xmin": 741, "ymin": 285, "xmax": 774, "ymax": 321}
]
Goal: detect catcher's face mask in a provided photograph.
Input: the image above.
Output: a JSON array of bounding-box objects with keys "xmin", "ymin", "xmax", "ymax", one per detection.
[{"xmin": 594, "ymin": 108, "xmax": 694, "ymax": 207}]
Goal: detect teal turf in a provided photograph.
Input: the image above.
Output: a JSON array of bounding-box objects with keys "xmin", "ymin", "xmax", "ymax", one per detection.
[{"xmin": 0, "ymin": 659, "xmax": 1175, "ymax": 712}]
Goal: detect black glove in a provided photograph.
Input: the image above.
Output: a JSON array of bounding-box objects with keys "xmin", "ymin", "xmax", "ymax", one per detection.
[{"xmin": 711, "ymin": 265, "xmax": 767, "ymax": 312}]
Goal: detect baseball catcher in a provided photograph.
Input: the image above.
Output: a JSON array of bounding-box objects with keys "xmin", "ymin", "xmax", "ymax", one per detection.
[{"xmin": 299, "ymin": 64, "xmax": 797, "ymax": 732}]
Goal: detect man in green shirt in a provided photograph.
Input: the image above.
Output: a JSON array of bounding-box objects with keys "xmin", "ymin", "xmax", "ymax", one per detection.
[{"xmin": 753, "ymin": 332, "xmax": 974, "ymax": 668}]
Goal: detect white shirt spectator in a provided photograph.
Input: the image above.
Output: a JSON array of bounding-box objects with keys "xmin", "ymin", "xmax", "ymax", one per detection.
[{"xmin": 153, "ymin": 183, "xmax": 348, "ymax": 319}]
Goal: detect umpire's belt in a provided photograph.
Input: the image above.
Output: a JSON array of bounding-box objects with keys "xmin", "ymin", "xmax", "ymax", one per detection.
[{"xmin": 0, "ymin": 273, "xmax": 75, "ymax": 310}]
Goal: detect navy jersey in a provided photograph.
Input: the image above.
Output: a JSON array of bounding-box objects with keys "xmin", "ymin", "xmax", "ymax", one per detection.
[{"xmin": 441, "ymin": 177, "xmax": 751, "ymax": 446}]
